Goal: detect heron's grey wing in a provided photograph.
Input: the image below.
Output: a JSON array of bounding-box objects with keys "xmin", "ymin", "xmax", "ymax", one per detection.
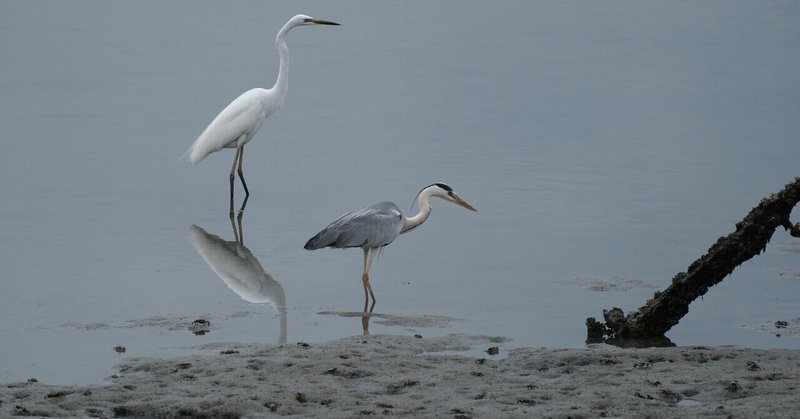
[{"xmin": 304, "ymin": 202, "xmax": 403, "ymax": 250}]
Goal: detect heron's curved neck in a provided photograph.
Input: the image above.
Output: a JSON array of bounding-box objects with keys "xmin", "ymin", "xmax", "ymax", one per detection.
[
  {"xmin": 401, "ymin": 191, "xmax": 433, "ymax": 234},
  {"xmin": 272, "ymin": 24, "xmax": 291, "ymax": 99}
]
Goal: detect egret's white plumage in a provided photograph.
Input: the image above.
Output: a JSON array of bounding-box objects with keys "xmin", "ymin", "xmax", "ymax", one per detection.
[
  {"xmin": 186, "ymin": 88, "xmax": 276, "ymax": 165},
  {"xmin": 305, "ymin": 183, "xmax": 477, "ymax": 311},
  {"xmin": 184, "ymin": 14, "xmax": 339, "ymax": 213}
]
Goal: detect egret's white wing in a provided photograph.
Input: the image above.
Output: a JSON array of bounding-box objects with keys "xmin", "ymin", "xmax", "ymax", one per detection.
[{"xmin": 185, "ymin": 88, "xmax": 269, "ymax": 164}]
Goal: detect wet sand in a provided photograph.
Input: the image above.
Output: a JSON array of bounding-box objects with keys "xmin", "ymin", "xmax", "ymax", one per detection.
[{"xmin": 2, "ymin": 334, "xmax": 798, "ymax": 418}]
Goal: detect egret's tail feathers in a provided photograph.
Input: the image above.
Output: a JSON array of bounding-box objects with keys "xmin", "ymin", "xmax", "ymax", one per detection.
[
  {"xmin": 180, "ymin": 144, "xmax": 195, "ymax": 163},
  {"xmin": 181, "ymin": 138, "xmax": 209, "ymax": 165}
]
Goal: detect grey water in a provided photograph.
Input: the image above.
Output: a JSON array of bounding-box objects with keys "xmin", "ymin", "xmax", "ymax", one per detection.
[{"xmin": 1, "ymin": 1, "xmax": 799, "ymax": 385}]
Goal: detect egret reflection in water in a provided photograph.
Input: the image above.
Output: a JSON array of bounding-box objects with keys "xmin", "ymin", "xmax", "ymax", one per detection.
[{"xmin": 188, "ymin": 213, "xmax": 286, "ymax": 343}]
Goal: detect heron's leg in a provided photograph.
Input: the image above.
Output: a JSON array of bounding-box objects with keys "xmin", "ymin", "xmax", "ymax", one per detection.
[
  {"xmin": 361, "ymin": 311, "xmax": 371, "ymax": 335},
  {"xmin": 229, "ymin": 147, "xmax": 242, "ymax": 215},
  {"xmin": 237, "ymin": 146, "xmax": 250, "ymax": 212},
  {"xmin": 361, "ymin": 248, "xmax": 377, "ymax": 312},
  {"xmin": 361, "ymin": 292, "xmax": 374, "ymax": 334}
]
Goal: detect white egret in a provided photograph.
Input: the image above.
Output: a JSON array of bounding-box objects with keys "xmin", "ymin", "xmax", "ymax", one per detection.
[
  {"xmin": 304, "ymin": 183, "xmax": 477, "ymax": 311},
  {"xmin": 184, "ymin": 14, "xmax": 339, "ymax": 213}
]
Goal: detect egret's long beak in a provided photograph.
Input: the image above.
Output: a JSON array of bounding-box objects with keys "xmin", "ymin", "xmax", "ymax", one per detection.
[
  {"xmin": 451, "ymin": 193, "xmax": 477, "ymax": 212},
  {"xmin": 308, "ymin": 18, "xmax": 340, "ymax": 26}
]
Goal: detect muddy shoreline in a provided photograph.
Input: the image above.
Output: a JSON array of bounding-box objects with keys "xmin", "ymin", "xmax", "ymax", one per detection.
[{"xmin": 2, "ymin": 334, "xmax": 798, "ymax": 418}]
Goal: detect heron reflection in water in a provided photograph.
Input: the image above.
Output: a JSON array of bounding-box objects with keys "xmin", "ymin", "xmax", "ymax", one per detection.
[{"xmin": 188, "ymin": 212, "xmax": 286, "ymax": 343}]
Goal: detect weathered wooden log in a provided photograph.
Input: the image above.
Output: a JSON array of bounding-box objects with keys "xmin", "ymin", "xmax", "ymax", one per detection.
[{"xmin": 588, "ymin": 177, "xmax": 800, "ymax": 340}]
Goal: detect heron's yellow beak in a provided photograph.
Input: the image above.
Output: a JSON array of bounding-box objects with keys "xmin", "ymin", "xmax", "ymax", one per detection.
[{"xmin": 451, "ymin": 193, "xmax": 477, "ymax": 212}]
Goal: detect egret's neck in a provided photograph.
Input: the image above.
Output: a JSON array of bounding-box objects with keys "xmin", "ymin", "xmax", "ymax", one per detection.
[
  {"xmin": 401, "ymin": 193, "xmax": 432, "ymax": 234},
  {"xmin": 272, "ymin": 25, "xmax": 291, "ymax": 100}
]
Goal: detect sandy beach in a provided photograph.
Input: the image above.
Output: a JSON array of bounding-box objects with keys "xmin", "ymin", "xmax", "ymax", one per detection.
[{"xmin": 2, "ymin": 334, "xmax": 798, "ymax": 418}]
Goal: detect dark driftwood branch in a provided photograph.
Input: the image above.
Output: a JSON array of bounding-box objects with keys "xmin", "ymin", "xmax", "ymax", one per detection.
[{"xmin": 587, "ymin": 177, "xmax": 800, "ymax": 342}]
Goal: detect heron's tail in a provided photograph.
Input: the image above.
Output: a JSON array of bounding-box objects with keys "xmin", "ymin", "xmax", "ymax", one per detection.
[
  {"xmin": 304, "ymin": 226, "xmax": 344, "ymax": 250},
  {"xmin": 304, "ymin": 233, "xmax": 328, "ymax": 250}
]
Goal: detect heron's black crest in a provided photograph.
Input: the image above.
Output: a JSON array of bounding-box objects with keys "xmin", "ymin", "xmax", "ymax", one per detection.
[
  {"xmin": 434, "ymin": 182, "xmax": 453, "ymax": 192},
  {"xmin": 411, "ymin": 183, "xmax": 452, "ymax": 209}
]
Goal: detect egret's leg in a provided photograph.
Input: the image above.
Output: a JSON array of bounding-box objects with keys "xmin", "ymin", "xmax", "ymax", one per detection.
[
  {"xmin": 236, "ymin": 210, "xmax": 244, "ymax": 244},
  {"xmin": 229, "ymin": 209, "xmax": 244, "ymax": 245},
  {"xmin": 237, "ymin": 146, "xmax": 250, "ymax": 212},
  {"xmin": 361, "ymin": 248, "xmax": 377, "ymax": 312},
  {"xmin": 229, "ymin": 210, "xmax": 239, "ymax": 244},
  {"xmin": 229, "ymin": 147, "xmax": 242, "ymax": 215}
]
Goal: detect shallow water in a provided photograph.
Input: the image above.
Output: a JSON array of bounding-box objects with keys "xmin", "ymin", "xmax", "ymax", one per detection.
[{"xmin": 1, "ymin": 1, "xmax": 799, "ymax": 384}]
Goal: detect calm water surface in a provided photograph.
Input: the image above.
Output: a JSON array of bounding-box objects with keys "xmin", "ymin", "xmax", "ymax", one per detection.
[{"xmin": 1, "ymin": 1, "xmax": 799, "ymax": 384}]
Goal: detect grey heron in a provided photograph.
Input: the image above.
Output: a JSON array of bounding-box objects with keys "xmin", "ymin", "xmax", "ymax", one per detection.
[
  {"xmin": 184, "ymin": 14, "xmax": 339, "ymax": 214},
  {"xmin": 304, "ymin": 183, "xmax": 477, "ymax": 310}
]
